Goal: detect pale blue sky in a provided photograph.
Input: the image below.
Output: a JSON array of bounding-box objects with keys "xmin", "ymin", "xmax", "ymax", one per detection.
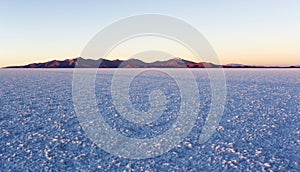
[{"xmin": 1, "ymin": 0, "xmax": 299, "ymax": 67}]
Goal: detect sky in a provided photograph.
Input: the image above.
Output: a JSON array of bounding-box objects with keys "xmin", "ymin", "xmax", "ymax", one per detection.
[{"xmin": 0, "ymin": 0, "xmax": 300, "ymax": 67}]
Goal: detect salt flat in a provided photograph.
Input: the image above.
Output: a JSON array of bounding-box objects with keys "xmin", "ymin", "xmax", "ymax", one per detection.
[{"xmin": 0, "ymin": 69, "xmax": 299, "ymax": 171}]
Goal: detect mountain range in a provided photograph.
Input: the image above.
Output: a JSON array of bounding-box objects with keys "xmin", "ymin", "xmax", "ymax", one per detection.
[{"xmin": 4, "ymin": 57, "xmax": 300, "ymax": 68}]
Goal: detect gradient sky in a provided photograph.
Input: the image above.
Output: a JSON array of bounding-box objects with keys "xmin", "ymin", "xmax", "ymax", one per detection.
[{"xmin": 1, "ymin": 0, "xmax": 299, "ymax": 67}]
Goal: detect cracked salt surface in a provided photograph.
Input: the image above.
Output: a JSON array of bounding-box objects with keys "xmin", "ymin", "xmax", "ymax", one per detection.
[{"xmin": 0, "ymin": 69, "xmax": 299, "ymax": 171}]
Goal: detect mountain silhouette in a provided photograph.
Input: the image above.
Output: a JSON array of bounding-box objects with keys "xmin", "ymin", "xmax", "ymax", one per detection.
[{"xmin": 4, "ymin": 57, "xmax": 299, "ymax": 68}]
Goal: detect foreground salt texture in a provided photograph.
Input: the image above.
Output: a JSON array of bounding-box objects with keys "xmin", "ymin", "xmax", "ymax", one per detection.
[{"xmin": 0, "ymin": 69, "xmax": 299, "ymax": 171}]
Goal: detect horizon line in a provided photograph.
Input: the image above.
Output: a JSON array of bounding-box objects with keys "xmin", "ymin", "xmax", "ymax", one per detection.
[{"xmin": 3, "ymin": 57, "xmax": 300, "ymax": 68}]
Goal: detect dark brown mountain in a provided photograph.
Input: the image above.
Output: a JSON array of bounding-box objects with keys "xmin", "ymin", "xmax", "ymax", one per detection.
[
  {"xmin": 4, "ymin": 57, "xmax": 299, "ymax": 68},
  {"xmin": 5, "ymin": 57, "xmax": 220, "ymax": 68}
]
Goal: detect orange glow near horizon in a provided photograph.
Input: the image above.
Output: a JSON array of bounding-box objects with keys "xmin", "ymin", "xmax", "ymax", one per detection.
[
  {"xmin": 1, "ymin": 35, "xmax": 299, "ymax": 67},
  {"xmin": 1, "ymin": 30, "xmax": 300, "ymax": 68}
]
